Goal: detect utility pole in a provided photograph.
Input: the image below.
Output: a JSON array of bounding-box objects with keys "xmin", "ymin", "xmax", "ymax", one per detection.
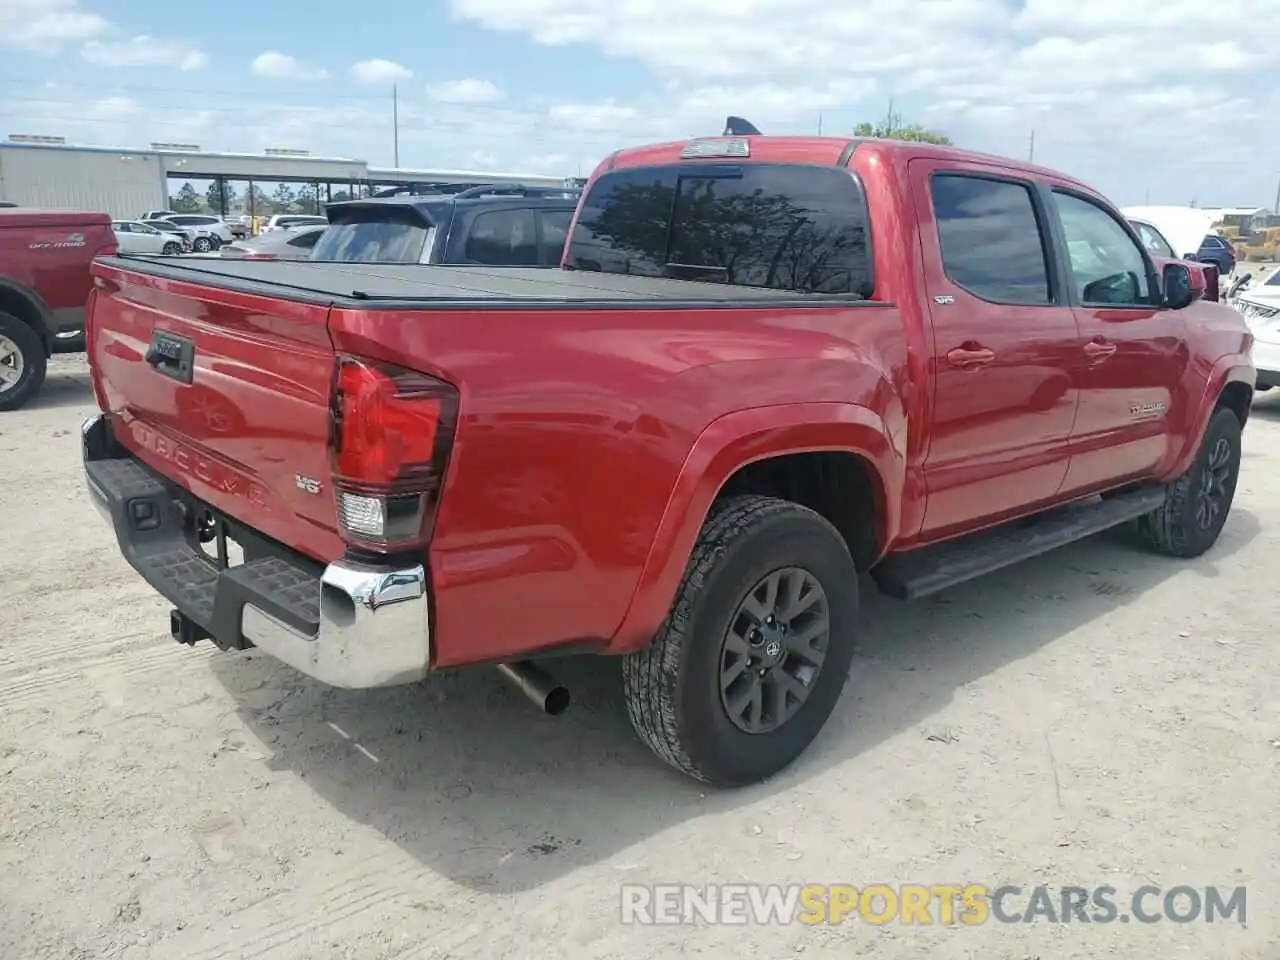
[
  {"xmin": 1273, "ymin": 172, "xmax": 1279, "ymax": 214},
  {"xmin": 1028, "ymin": 129, "xmax": 1035, "ymax": 163},
  {"xmin": 392, "ymin": 83, "xmax": 400, "ymax": 167},
  {"xmin": 817, "ymin": 112, "xmax": 823, "ymax": 136}
]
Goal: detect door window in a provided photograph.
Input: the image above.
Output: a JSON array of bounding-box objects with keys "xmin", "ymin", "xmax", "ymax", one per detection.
[
  {"xmin": 930, "ymin": 174, "xmax": 1052, "ymax": 305},
  {"xmin": 538, "ymin": 209, "xmax": 572, "ymax": 265},
  {"xmin": 464, "ymin": 209, "xmax": 539, "ymax": 266},
  {"xmin": 1053, "ymin": 191, "xmax": 1151, "ymax": 306}
]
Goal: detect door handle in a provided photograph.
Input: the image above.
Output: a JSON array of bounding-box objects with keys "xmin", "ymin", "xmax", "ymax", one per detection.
[
  {"xmin": 1083, "ymin": 339, "xmax": 1117, "ymax": 360},
  {"xmin": 946, "ymin": 345, "xmax": 996, "ymax": 369}
]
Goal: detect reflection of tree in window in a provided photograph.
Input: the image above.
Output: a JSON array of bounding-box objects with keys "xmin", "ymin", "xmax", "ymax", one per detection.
[
  {"xmin": 931, "ymin": 175, "xmax": 1050, "ymax": 305},
  {"xmin": 569, "ymin": 166, "xmax": 871, "ymax": 296}
]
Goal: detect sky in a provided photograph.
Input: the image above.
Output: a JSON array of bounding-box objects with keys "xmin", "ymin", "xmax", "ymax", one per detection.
[{"xmin": 1, "ymin": 0, "xmax": 1277, "ymax": 207}]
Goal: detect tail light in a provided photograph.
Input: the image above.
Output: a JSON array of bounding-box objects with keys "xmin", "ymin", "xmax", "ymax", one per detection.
[{"xmin": 328, "ymin": 356, "xmax": 458, "ymax": 553}]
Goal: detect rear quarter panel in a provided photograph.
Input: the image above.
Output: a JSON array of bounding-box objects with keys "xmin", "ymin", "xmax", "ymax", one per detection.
[
  {"xmin": 328, "ymin": 300, "xmax": 911, "ymax": 666},
  {"xmin": 0, "ymin": 214, "xmax": 113, "ymax": 335}
]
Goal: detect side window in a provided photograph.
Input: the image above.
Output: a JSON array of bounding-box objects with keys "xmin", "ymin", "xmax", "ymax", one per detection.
[
  {"xmin": 538, "ymin": 209, "xmax": 572, "ymax": 265},
  {"xmin": 1052, "ymin": 191, "xmax": 1151, "ymax": 306},
  {"xmin": 287, "ymin": 230, "xmax": 322, "ymax": 249},
  {"xmin": 930, "ymin": 174, "xmax": 1052, "ymax": 304},
  {"xmin": 464, "ymin": 209, "xmax": 539, "ymax": 266},
  {"xmin": 1132, "ymin": 221, "xmax": 1175, "ymax": 258}
]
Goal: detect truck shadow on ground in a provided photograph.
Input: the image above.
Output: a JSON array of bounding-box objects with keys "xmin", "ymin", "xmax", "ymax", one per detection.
[
  {"xmin": 21, "ymin": 362, "xmax": 95, "ymax": 411},
  {"xmin": 211, "ymin": 509, "xmax": 1259, "ymax": 895}
]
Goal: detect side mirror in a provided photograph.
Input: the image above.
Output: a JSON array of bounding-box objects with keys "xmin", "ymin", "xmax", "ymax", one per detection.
[{"xmin": 1163, "ymin": 262, "xmax": 1193, "ymax": 310}]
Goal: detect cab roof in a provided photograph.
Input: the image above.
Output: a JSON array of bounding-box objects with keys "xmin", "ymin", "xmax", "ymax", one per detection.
[{"xmin": 599, "ymin": 132, "xmax": 1096, "ymax": 194}]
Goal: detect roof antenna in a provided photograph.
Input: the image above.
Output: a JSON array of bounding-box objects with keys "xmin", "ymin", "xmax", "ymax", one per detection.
[{"xmin": 723, "ymin": 116, "xmax": 761, "ymax": 136}]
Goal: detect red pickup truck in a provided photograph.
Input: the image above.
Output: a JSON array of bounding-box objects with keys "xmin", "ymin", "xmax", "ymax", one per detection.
[
  {"xmin": 82, "ymin": 132, "xmax": 1254, "ymax": 786},
  {"xmin": 1, "ymin": 207, "xmax": 117, "ymax": 410}
]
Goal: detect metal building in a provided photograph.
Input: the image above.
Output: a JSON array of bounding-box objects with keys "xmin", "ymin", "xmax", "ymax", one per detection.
[{"xmin": 0, "ymin": 135, "xmax": 574, "ymax": 218}]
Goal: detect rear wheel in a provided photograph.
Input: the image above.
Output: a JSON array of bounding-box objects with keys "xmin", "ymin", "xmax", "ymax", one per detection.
[
  {"xmin": 192, "ymin": 236, "xmax": 212, "ymax": 253},
  {"xmin": 0, "ymin": 313, "xmax": 48, "ymax": 412},
  {"xmin": 1139, "ymin": 406, "xmax": 1242, "ymax": 557},
  {"xmin": 622, "ymin": 495, "xmax": 859, "ymax": 786}
]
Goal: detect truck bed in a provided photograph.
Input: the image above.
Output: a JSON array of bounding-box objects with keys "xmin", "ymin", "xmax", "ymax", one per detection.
[{"xmin": 95, "ymin": 255, "xmax": 874, "ymax": 310}]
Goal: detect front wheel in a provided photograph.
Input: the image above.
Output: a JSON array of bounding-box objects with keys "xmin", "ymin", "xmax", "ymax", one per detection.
[
  {"xmin": 162, "ymin": 241, "xmax": 181, "ymax": 255},
  {"xmin": 622, "ymin": 495, "xmax": 859, "ymax": 786},
  {"xmin": 1139, "ymin": 406, "xmax": 1242, "ymax": 557},
  {"xmin": 192, "ymin": 236, "xmax": 212, "ymax": 253}
]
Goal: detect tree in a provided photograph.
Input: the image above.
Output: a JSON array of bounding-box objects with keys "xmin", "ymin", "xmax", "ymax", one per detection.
[
  {"xmin": 170, "ymin": 182, "xmax": 200, "ymax": 212},
  {"xmin": 294, "ymin": 182, "xmax": 320, "ymax": 214},
  {"xmin": 270, "ymin": 182, "xmax": 296, "ymax": 213},
  {"xmin": 246, "ymin": 184, "xmax": 271, "ymax": 217},
  {"xmin": 854, "ymin": 104, "xmax": 952, "ymax": 145},
  {"xmin": 574, "ymin": 180, "xmax": 868, "ymax": 294},
  {"xmin": 205, "ymin": 180, "xmax": 237, "ymax": 215}
]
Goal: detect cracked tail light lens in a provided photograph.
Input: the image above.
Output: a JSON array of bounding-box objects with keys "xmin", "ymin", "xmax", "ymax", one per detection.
[{"xmin": 329, "ymin": 356, "xmax": 458, "ymax": 552}]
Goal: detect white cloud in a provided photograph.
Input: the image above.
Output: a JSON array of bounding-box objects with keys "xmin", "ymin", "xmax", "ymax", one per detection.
[
  {"xmin": 82, "ymin": 35, "xmax": 208, "ymax": 71},
  {"xmin": 426, "ymin": 79, "xmax": 505, "ymax": 104},
  {"xmin": 251, "ymin": 50, "xmax": 329, "ymax": 81},
  {"xmin": 444, "ymin": 0, "xmax": 1279, "ymax": 203},
  {"xmin": 0, "ymin": 0, "xmax": 106, "ymax": 52},
  {"xmin": 548, "ymin": 100, "xmax": 638, "ymax": 132},
  {"xmin": 350, "ymin": 59, "xmax": 414, "ymax": 85},
  {"xmin": 6, "ymin": 0, "xmax": 1279, "ymax": 207}
]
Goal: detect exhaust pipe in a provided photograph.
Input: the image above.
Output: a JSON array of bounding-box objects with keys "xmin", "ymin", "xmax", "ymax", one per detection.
[{"xmin": 497, "ymin": 661, "xmax": 570, "ymax": 715}]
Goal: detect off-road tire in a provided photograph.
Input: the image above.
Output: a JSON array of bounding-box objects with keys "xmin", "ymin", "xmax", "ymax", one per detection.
[
  {"xmin": 192, "ymin": 236, "xmax": 212, "ymax": 253},
  {"xmin": 1138, "ymin": 406, "xmax": 1242, "ymax": 558},
  {"xmin": 0, "ymin": 312, "xmax": 47, "ymax": 412},
  {"xmin": 622, "ymin": 495, "xmax": 859, "ymax": 786}
]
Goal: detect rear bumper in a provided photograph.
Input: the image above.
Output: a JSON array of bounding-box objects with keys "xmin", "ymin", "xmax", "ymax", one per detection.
[{"xmin": 81, "ymin": 414, "xmax": 431, "ymax": 689}]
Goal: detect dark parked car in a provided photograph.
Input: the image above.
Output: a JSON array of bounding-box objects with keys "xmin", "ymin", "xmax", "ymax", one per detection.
[
  {"xmin": 311, "ymin": 183, "xmax": 580, "ymax": 266},
  {"xmin": 1193, "ymin": 233, "xmax": 1236, "ymax": 274}
]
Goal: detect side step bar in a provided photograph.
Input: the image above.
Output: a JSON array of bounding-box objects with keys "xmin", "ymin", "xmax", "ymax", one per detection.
[{"xmin": 872, "ymin": 486, "xmax": 1167, "ymax": 601}]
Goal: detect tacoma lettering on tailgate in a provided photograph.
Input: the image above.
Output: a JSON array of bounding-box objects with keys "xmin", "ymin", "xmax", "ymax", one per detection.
[{"xmin": 129, "ymin": 420, "xmax": 270, "ymax": 510}]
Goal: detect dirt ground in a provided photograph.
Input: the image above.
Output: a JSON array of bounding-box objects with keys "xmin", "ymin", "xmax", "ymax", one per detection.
[{"xmin": 1, "ymin": 353, "xmax": 1277, "ymax": 960}]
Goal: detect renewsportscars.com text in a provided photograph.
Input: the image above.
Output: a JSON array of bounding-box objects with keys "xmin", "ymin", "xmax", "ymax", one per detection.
[{"xmin": 620, "ymin": 883, "xmax": 1247, "ymax": 926}]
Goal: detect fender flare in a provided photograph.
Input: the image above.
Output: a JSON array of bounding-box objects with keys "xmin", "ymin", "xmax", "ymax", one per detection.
[
  {"xmin": 0, "ymin": 278, "xmax": 54, "ymax": 351},
  {"xmin": 1167, "ymin": 355, "xmax": 1254, "ymax": 478},
  {"xmin": 607, "ymin": 401, "xmax": 904, "ymax": 653}
]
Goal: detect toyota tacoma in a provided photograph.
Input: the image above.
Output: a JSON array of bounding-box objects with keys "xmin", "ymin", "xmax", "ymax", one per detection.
[{"xmin": 82, "ymin": 130, "xmax": 1253, "ymax": 786}]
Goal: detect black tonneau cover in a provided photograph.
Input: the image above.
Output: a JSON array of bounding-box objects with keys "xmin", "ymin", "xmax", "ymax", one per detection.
[{"xmin": 96, "ymin": 256, "xmax": 878, "ymax": 310}]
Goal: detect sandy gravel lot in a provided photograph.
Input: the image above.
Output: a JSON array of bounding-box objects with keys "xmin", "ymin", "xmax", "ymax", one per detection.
[{"xmin": 1, "ymin": 354, "xmax": 1277, "ymax": 960}]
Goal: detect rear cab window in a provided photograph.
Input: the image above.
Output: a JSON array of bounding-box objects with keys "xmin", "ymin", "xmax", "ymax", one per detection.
[
  {"xmin": 566, "ymin": 163, "xmax": 873, "ymax": 295},
  {"xmin": 311, "ymin": 205, "xmax": 437, "ymax": 263}
]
